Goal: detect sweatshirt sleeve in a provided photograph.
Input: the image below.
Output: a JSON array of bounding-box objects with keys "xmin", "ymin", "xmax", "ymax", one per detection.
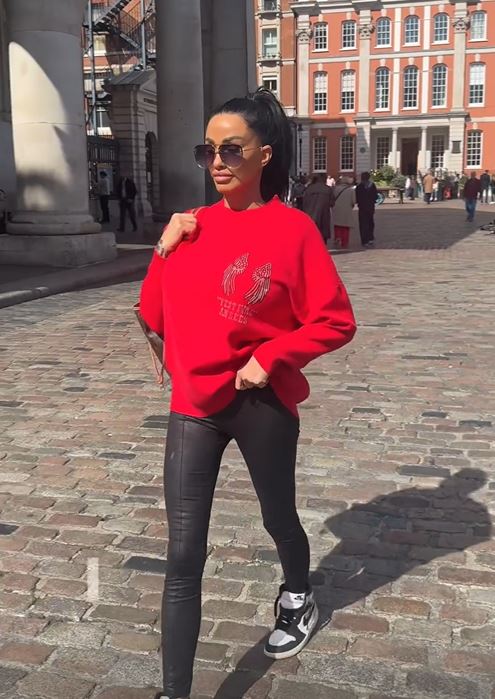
[
  {"xmin": 139, "ymin": 251, "xmax": 166, "ymax": 337},
  {"xmin": 253, "ymin": 223, "xmax": 356, "ymax": 374}
]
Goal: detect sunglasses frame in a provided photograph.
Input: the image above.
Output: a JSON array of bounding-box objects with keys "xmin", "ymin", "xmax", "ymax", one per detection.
[{"xmin": 193, "ymin": 143, "xmax": 263, "ymax": 170}]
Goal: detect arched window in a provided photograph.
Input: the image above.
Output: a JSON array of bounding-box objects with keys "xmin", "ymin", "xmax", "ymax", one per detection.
[
  {"xmin": 404, "ymin": 15, "xmax": 420, "ymax": 45},
  {"xmin": 432, "ymin": 64, "xmax": 447, "ymax": 107},
  {"xmin": 375, "ymin": 67, "xmax": 390, "ymax": 110},
  {"xmin": 314, "ymin": 22, "xmax": 328, "ymax": 51},
  {"xmin": 403, "ymin": 65, "xmax": 419, "ymax": 108},
  {"xmin": 341, "ymin": 70, "xmax": 355, "ymax": 111},
  {"xmin": 342, "ymin": 20, "xmax": 356, "ymax": 49},
  {"xmin": 470, "ymin": 11, "xmax": 487, "ymax": 41},
  {"xmin": 376, "ymin": 18, "xmax": 392, "ymax": 47},
  {"xmin": 314, "ymin": 71, "xmax": 328, "ymax": 113},
  {"xmin": 433, "ymin": 13, "xmax": 449, "ymax": 43},
  {"xmin": 469, "ymin": 63, "xmax": 485, "ymax": 106}
]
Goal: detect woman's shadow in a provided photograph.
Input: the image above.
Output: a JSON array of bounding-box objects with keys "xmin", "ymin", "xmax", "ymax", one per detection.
[{"xmin": 212, "ymin": 468, "xmax": 492, "ymax": 699}]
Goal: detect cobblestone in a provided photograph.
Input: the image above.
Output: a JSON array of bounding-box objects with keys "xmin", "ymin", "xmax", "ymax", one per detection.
[{"xmin": 1, "ymin": 205, "xmax": 495, "ymax": 697}]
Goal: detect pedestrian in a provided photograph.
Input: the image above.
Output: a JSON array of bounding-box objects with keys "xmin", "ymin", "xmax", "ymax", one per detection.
[
  {"xmin": 491, "ymin": 174, "xmax": 495, "ymax": 204},
  {"xmin": 332, "ymin": 175, "xmax": 356, "ymax": 249},
  {"xmin": 98, "ymin": 171, "xmax": 111, "ymax": 223},
  {"xmin": 326, "ymin": 174, "xmax": 336, "ymax": 187},
  {"xmin": 432, "ymin": 178, "xmax": 439, "ymax": 202},
  {"xmin": 410, "ymin": 175, "xmax": 417, "ymax": 200},
  {"xmin": 355, "ymin": 171, "xmax": 378, "ymax": 248},
  {"xmin": 463, "ymin": 171, "xmax": 481, "ymax": 222},
  {"xmin": 117, "ymin": 173, "xmax": 138, "ymax": 232},
  {"xmin": 480, "ymin": 170, "xmax": 491, "ymax": 204},
  {"xmin": 405, "ymin": 175, "xmax": 412, "ymax": 200},
  {"xmin": 423, "ymin": 170, "xmax": 434, "ymax": 204},
  {"xmin": 292, "ymin": 176, "xmax": 306, "ymax": 210},
  {"xmin": 302, "ymin": 173, "xmax": 334, "ymax": 243},
  {"xmin": 138, "ymin": 87, "xmax": 356, "ymax": 699}
]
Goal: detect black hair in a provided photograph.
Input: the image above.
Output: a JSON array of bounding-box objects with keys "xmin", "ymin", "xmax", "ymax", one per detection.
[{"xmin": 209, "ymin": 87, "xmax": 292, "ymax": 202}]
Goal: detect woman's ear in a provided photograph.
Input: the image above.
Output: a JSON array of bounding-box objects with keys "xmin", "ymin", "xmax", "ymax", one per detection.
[{"xmin": 261, "ymin": 145, "xmax": 272, "ymax": 168}]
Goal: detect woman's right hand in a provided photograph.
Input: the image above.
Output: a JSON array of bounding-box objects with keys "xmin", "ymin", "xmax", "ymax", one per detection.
[{"xmin": 155, "ymin": 212, "xmax": 199, "ymax": 258}]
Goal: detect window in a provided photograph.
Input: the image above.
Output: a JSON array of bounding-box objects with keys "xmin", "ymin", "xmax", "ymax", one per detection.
[
  {"xmin": 376, "ymin": 18, "xmax": 392, "ymax": 47},
  {"xmin": 469, "ymin": 63, "xmax": 485, "ymax": 105},
  {"xmin": 432, "ymin": 64, "xmax": 447, "ymax": 107},
  {"xmin": 340, "ymin": 135, "xmax": 354, "ymax": 171},
  {"xmin": 404, "ymin": 15, "xmax": 420, "ymax": 45},
  {"xmin": 262, "ymin": 28, "xmax": 278, "ymax": 58},
  {"xmin": 262, "ymin": 0, "xmax": 278, "ymax": 11},
  {"xmin": 431, "ymin": 135, "xmax": 445, "ymax": 169},
  {"xmin": 375, "ymin": 68, "xmax": 390, "ymax": 110},
  {"xmin": 376, "ymin": 136, "xmax": 390, "ymax": 168},
  {"xmin": 342, "ymin": 20, "xmax": 356, "ymax": 49},
  {"xmin": 403, "ymin": 65, "xmax": 419, "ymax": 108},
  {"xmin": 470, "ymin": 11, "xmax": 487, "ymax": 41},
  {"xmin": 314, "ymin": 22, "xmax": 328, "ymax": 51},
  {"xmin": 314, "ymin": 71, "xmax": 328, "ymax": 113},
  {"xmin": 466, "ymin": 130, "xmax": 482, "ymax": 168},
  {"xmin": 262, "ymin": 77, "xmax": 278, "ymax": 96},
  {"xmin": 433, "ymin": 13, "xmax": 449, "ymax": 43},
  {"xmin": 313, "ymin": 136, "xmax": 327, "ymax": 172},
  {"xmin": 341, "ymin": 70, "xmax": 355, "ymax": 111}
]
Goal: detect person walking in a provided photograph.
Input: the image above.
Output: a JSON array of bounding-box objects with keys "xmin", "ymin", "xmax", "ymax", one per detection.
[
  {"xmin": 480, "ymin": 170, "xmax": 491, "ymax": 204},
  {"xmin": 291, "ymin": 176, "xmax": 306, "ymax": 210},
  {"xmin": 423, "ymin": 170, "xmax": 434, "ymax": 204},
  {"xmin": 139, "ymin": 88, "xmax": 356, "ymax": 699},
  {"xmin": 98, "ymin": 171, "xmax": 111, "ymax": 223},
  {"xmin": 463, "ymin": 171, "xmax": 481, "ymax": 222},
  {"xmin": 355, "ymin": 172, "xmax": 378, "ymax": 248},
  {"xmin": 331, "ymin": 176, "xmax": 356, "ymax": 249},
  {"xmin": 117, "ymin": 174, "xmax": 138, "ymax": 232},
  {"xmin": 302, "ymin": 173, "xmax": 334, "ymax": 243}
]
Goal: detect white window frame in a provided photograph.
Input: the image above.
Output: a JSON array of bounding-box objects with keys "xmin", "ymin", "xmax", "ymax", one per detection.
[
  {"xmin": 314, "ymin": 71, "xmax": 328, "ymax": 113},
  {"xmin": 376, "ymin": 18, "xmax": 392, "ymax": 48},
  {"xmin": 340, "ymin": 70, "xmax": 356, "ymax": 112},
  {"xmin": 313, "ymin": 136, "xmax": 327, "ymax": 173},
  {"xmin": 466, "ymin": 130, "xmax": 482, "ymax": 168},
  {"xmin": 375, "ymin": 67, "xmax": 390, "ymax": 110},
  {"xmin": 470, "ymin": 11, "xmax": 487, "ymax": 41},
  {"xmin": 341, "ymin": 20, "xmax": 356, "ymax": 50},
  {"xmin": 432, "ymin": 64, "xmax": 447, "ymax": 108},
  {"xmin": 431, "ymin": 135, "xmax": 445, "ymax": 169},
  {"xmin": 469, "ymin": 63, "xmax": 485, "ymax": 107},
  {"xmin": 433, "ymin": 13, "xmax": 449, "ymax": 44},
  {"xmin": 376, "ymin": 136, "xmax": 390, "ymax": 168},
  {"xmin": 340, "ymin": 135, "xmax": 354, "ymax": 172},
  {"xmin": 404, "ymin": 15, "xmax": 420, "ymax": 46},
  {"xmin": 262, "ymin": 0, "xmax": 278, "ymax": 11},
  {"xmin": 314, "ymin": 22, "xmax": 328, "ymax": 51},
  {"xmin": 403, "ymin": 65, "xmax": 419, "ymax": 109},
  {"xmin": 261, "ymin": 27, "xmax": 278, "ymax": 58},
  {"xmin": 262, "ymin": 76, "xmax": 279, "ymax": 97}
]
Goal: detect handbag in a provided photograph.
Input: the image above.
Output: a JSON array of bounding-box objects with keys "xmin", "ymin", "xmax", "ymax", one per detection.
[{"xmin": 133, "ymin": 303, "xmax": 166, "ymax": 388}]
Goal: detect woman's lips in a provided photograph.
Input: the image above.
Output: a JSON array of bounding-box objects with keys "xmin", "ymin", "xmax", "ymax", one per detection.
[{"xmin": 213, "ymin": 174, "xmax": 233, "ymax": 183}]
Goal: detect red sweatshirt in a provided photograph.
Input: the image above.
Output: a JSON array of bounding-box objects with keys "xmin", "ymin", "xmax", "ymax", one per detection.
[{"xmin": 139, "ymin": 196, "xmax": 356, "ymax": 417}]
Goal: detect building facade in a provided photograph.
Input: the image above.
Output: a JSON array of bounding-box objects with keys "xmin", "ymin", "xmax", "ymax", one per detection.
[{"xmin": 255, "ymin": 0, "xmax": 494, "ymax": 177}]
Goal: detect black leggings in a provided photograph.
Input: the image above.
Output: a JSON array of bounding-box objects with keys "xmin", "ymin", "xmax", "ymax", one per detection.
[{"xmin": 161, "ymin": 386, "xmax": 310, "ymax": 698}]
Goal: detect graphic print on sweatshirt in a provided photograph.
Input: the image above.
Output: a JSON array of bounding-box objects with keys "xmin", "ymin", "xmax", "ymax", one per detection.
[{"xmin": 218, "ymin": 253, "xmax": 272, "ymax": 325}]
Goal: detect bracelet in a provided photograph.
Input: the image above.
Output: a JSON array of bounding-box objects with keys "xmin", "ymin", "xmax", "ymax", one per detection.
[{"xmin": 155, "ymin": 241, "xmax": 169, "ymax": 258}]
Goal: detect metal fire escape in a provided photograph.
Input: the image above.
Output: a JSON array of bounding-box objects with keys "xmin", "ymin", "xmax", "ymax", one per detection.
[{"xmin": 84, "ymin": 0, "xmax": 156, "ymax": 133}]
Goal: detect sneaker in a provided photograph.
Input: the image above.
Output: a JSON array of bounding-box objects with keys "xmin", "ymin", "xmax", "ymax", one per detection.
[{"xmin": 264, "ymin": 584, "xmax": 319, "ymax": 659}]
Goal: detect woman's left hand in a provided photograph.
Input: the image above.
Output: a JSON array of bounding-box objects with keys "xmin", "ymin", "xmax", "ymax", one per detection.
[{"xmin": 235, "ymin": 356, "xmax": 269, "ymax": 390}]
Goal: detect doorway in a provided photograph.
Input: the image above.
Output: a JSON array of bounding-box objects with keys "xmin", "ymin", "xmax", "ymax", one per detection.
[{"xmin": 400, "ymin": 138, "xmax": 419, "ymax": 175}]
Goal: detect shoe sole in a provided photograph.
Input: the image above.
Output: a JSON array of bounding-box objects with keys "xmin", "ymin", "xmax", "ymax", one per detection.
[{"xmin": 263, "ymin": 604, "xmax": 319, "ymax": 660}]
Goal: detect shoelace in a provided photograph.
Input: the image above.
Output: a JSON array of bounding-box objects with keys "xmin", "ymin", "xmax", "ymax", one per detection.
[{"xmin": 275, "ymin": 606, "xmax": 297, "ymax": 630}]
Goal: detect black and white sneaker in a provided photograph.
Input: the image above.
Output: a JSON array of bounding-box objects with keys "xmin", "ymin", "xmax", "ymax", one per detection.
[{"xmin": 264, "ymin": 584, "xmax": 319, "ymax": 659}]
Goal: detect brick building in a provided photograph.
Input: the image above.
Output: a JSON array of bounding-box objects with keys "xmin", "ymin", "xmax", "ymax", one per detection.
[{"xmin": 255, "ymin": 0, "xmax": 494, "ymax": 178}]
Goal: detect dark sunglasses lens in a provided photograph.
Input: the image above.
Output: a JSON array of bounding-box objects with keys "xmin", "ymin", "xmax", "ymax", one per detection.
[
  {"xmin": 219, "ymin": 145, "xmax": 244, "ymax": 168},
  {"xmin": 194, "ymin": 145, "xmax": 214, "ymax": 169}
]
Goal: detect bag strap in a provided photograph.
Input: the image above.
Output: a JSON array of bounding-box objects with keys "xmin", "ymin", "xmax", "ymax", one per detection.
[{"xmin": 333, "ymin": 186, "xmax": 350, "ymax": 205}]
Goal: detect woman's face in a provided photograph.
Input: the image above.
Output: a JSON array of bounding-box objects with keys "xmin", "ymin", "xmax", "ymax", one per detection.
[{"xmin": 204, "ymin": 113, "xmax": 272, "ymax": 197}]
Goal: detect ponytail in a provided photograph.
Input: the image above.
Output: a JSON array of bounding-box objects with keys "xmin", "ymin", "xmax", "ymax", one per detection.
[{"xmin": 209, "ymin": 88, "xmax": 293, "ymax": 202}]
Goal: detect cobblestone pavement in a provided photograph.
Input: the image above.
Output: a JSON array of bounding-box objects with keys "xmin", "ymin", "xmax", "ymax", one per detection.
[{"xmin": 1, "ymin": 205, "xmax": 495, "ymax": 699}]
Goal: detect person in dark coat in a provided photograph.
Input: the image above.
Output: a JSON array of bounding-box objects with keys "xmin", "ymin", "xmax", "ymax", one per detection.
[
  {"xmin": 117, "ymin": 175, "xmax": 138, "ymax": 233},
  {"xmin": 355, "ymin": 171, "xmax": 378, "ymax": 248},
  {"xmin": 302, "ymin": 174, "xmax": 334, "ymax": 242}
]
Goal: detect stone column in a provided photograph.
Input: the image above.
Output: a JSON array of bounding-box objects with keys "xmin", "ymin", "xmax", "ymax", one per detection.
[
  {"xmin": 155, "ymin": 0, "xmax": 205, "ymax": 216},
  {"xmin": 355, "ymin": 118, "xmax": 372, "ymax": 174},
  {"xmin": 448, "ymin": 117, "xmax": 466, "ymax": 173},
  {"xmin": 357, "ymin": 15, "xmax": 373, "ymax": 115},
  {"xmin": 420, "ymin": 126, "xmax": 428, "ymax": 170},
  {"xmin": 2, "ymin": 0, "xmax": 115, "ymax": 266},
  {"xmin": 391, "ymin": 127, "xmax": 398, "ymax": 170},
  {"xmin": 296, "ymin": 17, "xmax": 312, "ymax": 117},
  {"xmin": 452, "ymin": 5, "xmax": 469, "ymax": 111}
]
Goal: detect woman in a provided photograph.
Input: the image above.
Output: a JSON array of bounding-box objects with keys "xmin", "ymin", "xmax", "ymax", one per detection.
[
  {"xmin": 331, "ymin": 176, "xmax": 356, "ymax": 249},
  {"xmin": 302, "ymin": 173, "xmax": 334, "ymax": 242},
  {"xmin": 139, "ymin": 88, "xmax": 356, "ymax": 699}
]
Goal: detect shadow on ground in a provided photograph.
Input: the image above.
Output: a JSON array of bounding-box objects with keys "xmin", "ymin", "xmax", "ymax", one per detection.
[{"xmin": 212, "ymin": 468, "xmax": 491, "ymax": 698}]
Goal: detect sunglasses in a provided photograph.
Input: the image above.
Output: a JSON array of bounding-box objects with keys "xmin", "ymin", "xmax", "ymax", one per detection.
[{"xmin": 193, "ymin": 143, "xmax": 262, "ymax": 170}]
